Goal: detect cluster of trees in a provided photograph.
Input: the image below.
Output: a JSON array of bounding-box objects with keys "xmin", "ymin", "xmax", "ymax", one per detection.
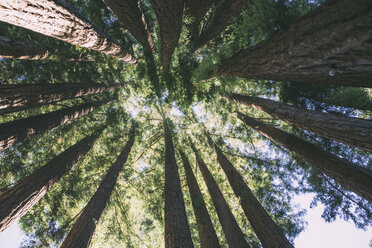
[{"xmin": 0, "ymin": 0, "xmax": 371, "ymax": 247}]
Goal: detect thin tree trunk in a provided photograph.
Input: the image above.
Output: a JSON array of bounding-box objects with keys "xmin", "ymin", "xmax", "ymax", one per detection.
[
  {"xmin": 215, "ymin": 0, "xmax": 372, "ymax": 87},
  {"xmin": 0, "ymin": 36, "xmax": 51, "ymax": 60},
  {"xmin": 0, "ymin": 100, "xmax": 109, "ymax": 152},
  {"xmin": 184, "ymin": 0, "xmax": 213, "ymax": 38},
  {"xmin": 212, "ymin": 141, "xmax": 293, "ymax": 248},
  {"xmin": 228, "ymin": 93, "xmax": 372, "ymax": 153},
  {"xmin": 191, "ymin": 143, "xmax": 250, "ymax": 248},
  {"xmin": 163, "ymin": 119, "xmax": 194, "ymax": 248},
  {"xmin": 103, "ymin": 0, "xmax": 155, "ymax": 53},
  {"xmin": 0, "ymin": 128, "xmax": 104, "ymax": 233},
  {"xmin": 179, "ymin": 149, "xmax": 220, "ymax": 248},
  {"xmin": 150, "ymin": 0, "xmax": 184, "ymax": 71},
  {"xmin": 60, "ymin": 126, "xmax": 136, "ymax": 248},
  {"xmin": 0, "ymin": 0, "xmax": 136, "ymax": 63},
  {"xmin": 238, "ymin": 112, "xmax": 372, "ymax": 203},
  {"xmin": 0, "ymin": 82, "xmax": 122, "ymax": 115}
]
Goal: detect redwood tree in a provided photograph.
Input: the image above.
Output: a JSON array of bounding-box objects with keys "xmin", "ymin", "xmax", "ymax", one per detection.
[
  {"xmin": 0, "ymin": 36, "xmax": 51, "ymax": 60},
  {"xmin": 184, "ymin": 0, "xmax": 213, "ymax": 38}
]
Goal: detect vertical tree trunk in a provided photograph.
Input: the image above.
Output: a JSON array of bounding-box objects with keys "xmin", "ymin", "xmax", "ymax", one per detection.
[
  {"xmin": 60, "ymin": 126, "xmax": 136, "ymax": 248},
  {"xmin": 163, "ymin": 119, "xmax": 194, "ymax": 248},
  {"xmin": 103, "ymin": 0, "xmax": 155, "ymax": 53},
  {"xmin": 0, "ymin": 0, "xmax": 136, "ymax": 63},
  {"xmin": 228, "ymin": 93, "xmax": 372, "ymax": 153},
  {"xmin": 0, "ymin": 100, "xmax": 109, "ymax": 152},
  {"xmin": 238, "ymin": 112, "xmax": 372, "ymax": 203},
  {"xmin": 150, "ymin": 0, "xmax": 184, "ymax": 71},
  {"xmin": 191, "ymin": 143, "xmax": 250, "ymax": 248},
  {"xmin": 0, "ymin": 82, "xmax": 122, "ymax": 115},
  {"xmin": 0, "ymin": 128, "xmax": 104, "ymax": 233},
  {"xmin": 215, "ymin": 0, "xmax": 372, "ymax": 87},
  {"xmin": 179, "ymin": 149, "xmax": 220, "ymax": 248},
  {"xmin": 213, "ymin": 142, "xmax": 293, "ymax": 248},
  {"xmin": 184, "ymin": 0, "xmax": 212, "ymax": 38}
]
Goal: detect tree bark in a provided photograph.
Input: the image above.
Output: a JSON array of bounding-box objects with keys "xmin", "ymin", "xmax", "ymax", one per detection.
[
  {"xmin": 191, "ymin": 143, "xmax": 250, "ymax": 248},
  {"xmin": 0, "ymin": 82, "xmax": 122, "ymax": 115},
  {"xmin": 163, "ymin": 119, "xmax": 194, "ymax": 248},
  {"xmin": 0, "ymin": 128, "xmax": 103, "ymax": 233},
  {"xmin": 184, "ymin": 0, "xmax": 212, "ymax": 38},
  {"xmin": 60, "ymin": 126, "xmax": 135, "ymax": 248},
  {"xmin": 0, "ymin": 100, "xmax": 109, "ymax": 152},
  {"xmin": 0, "ymin": 36, "xmax": 51, "ymax": 60},
  {"xmin": 179, "ymin": 149, "xmax": 220, "ymax": 248},
  {"xmin": 213, "ymin": 142, "xmax": 293, "ymax": 248},
  {"xmin": 228, "ymin": 93, "xmax": 372, "ymax": 153},
  {"xmin": 0, "ymin": 0, "xmax": 136, "ymax": 63},
  {"xmin": 238, "ymin": 112, "xmax": 372, "ymax": 203},
  {"xmin": 150, "ymin": 0, "xmax": 184, "ymax": 71},
  {"xmin": 216, "ymin": 0, "xmax": 372, "ymax": 87},
  {"xmin": 103, "ymin": 0, "xmax": 155, "ymax": 53}
]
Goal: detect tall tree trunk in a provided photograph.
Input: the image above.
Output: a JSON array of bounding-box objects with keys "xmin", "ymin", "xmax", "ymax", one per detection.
[
  {"xmin": 163, "ymin": 119, "xmax": 194, "ymax": 248},
  {"xmin": 212, "ymin": 141, "xmax": 293, "ymax": 248},
  {"xmin": 60, "ymin": 126, "xmax": 136, "ymax": 248},
  {"xmin": 103, "ymin": 0, "xmax": 155, "ymax": 53},
  {"xmin": 0, "ymin": 0, "xmax": 136, "ymax": 63},
  {"xmin": 179, "ymin": 149, "xmax": 220, "ymax": 248},
  {"xmin": 215, "ymin": 0, "xmax": 372, "ymax": 87},
  {"xmin": 0, "ymin": 128, "xmax": 103, "ymax": 233},
  {"xmin": 228, "ymin": 93, "xmax": 372, "ymax": 153},
  {"xmin": 150, "ymin": 0, "xmax": 184, "ymax": 71},
  {"xmin": 193, "ymin": 0, "xmax": 250, "ymax": 52},
  {"xmin": 0, "ymin": 82, "xmax": 122, "ymax": 115},
  {"xmin": 238, "ymin": 112, "xmax": 372, "ymax": 203},
  {"xmin": 184, "ymin": 0, "xmax": 213, "ymax": 38},
  {"xmin": 0, "ymin": 100, "xmax": 109, "ymax": 152},
  {"xmin": 191, "ymin": 143, "xmax": 250, "ymax": 248}
]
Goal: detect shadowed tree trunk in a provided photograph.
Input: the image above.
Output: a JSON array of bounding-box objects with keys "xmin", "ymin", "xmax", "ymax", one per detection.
[
  {"xmin": 164, "ymin": 119, "xmax": 194, "ymax": 248},
  {"xmin": 179, "ymin": 149, "xmax": 220, "ymax": 248},
  {"xmin": 150, "ymin": 0, "xmax": 184, "ymax": 71},
  {"xmin": 60, "ymin": 126, "xmax": 136, "ymax": 248},
  {"xmin": 228, "ymin": 93, "xmax": 372, "ymax": 153},
  {"xmin": 0, "ymin": 0, "xmax": 136, "ymax": 63},
  {"xmin": 103, "ymin": 0, "xmax": 155, "ymax": 53},
  {"xmin": 215, "ymin": 0, "xmax": 372, "ymax": 87},
  {"xmin": 0, "ymin": 100, "xmax": 109, "ymax": 152},
  {"xmin": 0, "ymin": 128, "xmax": 104, "ymax": 233},
  {"xmin": 0, "ymin": 82, "xmax": 122, "ymax": 115},
  {"xmin": 184, "ymin": 0, "xmax": 213, "ymax": 38},
  {"xmin": 238, "ymin": 112, "xmax": 372, "ymax": 203},
  {"xmin": 191, "ymin": 143, "xmax": 250, "ymax": 248},
  {"xmin": 212, "ymin": 140, "xmax": 293, "ymax": 248}
]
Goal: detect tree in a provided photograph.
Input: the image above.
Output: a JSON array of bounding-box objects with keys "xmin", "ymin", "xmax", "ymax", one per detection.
[
  {"xmin": 184, "ymin": 0, "xmax": 213, "ymax": 39},
  {"xmin": 0, "ymin": 36, "xmax": 51, "ymax": 60},
  {"xmin": 0, "ymin": 0, "xmax": 136, "ymax": 63},
  {"xmin": 0, "ymin": 127, "xmax": 104, "ymax": 233}
]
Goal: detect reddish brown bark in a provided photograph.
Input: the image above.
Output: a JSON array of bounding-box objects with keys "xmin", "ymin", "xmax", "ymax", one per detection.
[
  {"xmin": 0, "ymin": 100, "xmax": 109, "ymax": 152},
  {"xmin": 60, "ymin": 127, "xmax": 135, "ymax": 248},
  {"xmin": 216, "ymin": 0, "xmax": 372, "ymax": 87},
  {"xmin": 228, "ymin": 93, "xmax": 372, "ymax": 153},
  {"xmin": 179, "ymin": 149, "xmax": 220, "ymax": 248},
  {"xmin": 238, "ymin": 112, "xmax": 372, "ymax": 203},
  {"xmin": 0, "ymin": 36, "xmax": 51, "ymax": 60},
  {"xmin": 0, "ymin": 128, "xmax": 103, "ymax": 233},
  {"xmin": 184, "ymin": 0, "xmax": 213, "ymax": 38},
  {"xmin": 164, "ymin": 119, "xmax": 194, "ymax": 248},
  {"xmin": 0, "ymin": 83, "xmax": 122, "ymax": 115},
  {"xmin": 191, "ymin": 143, "xmax": 250, "ymax": 248},
  {"xmin": 0, "ymin": 0, "xmax": 136, "ymax": 63}
]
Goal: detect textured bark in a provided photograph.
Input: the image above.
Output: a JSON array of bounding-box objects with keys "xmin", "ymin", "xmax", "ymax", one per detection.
[
  {"xmin": 184, "ymin": 0, "xmax": 213, "ymax": 37},
  {"xmin": 228, "ymin": 93, "xmax": 372, "ymax": 153},
  {"xmin": 191, "ymin": 144, "xmax": 250, "ymax": 248},
  {"xmin": 0, "ymin": 82, "xmax": 122, "ymax": 115},
  {"xmin": 193, "ymin": 0, "xmax": 250, "ymax": 51},
  {"xmin": 103, "ymin": 0, "xmax": 155, "ymax": 53},
  {"xmin": 0, "ymin": 0, "xmax": 136, "ymax": 63},
  {"xmin": 213, "ymin": 143, "xmax": 293, "ymax": 248},
  {"xmin": 0, "ymin": 36, "xmax": 51, "ymax": 60},
  {"xmin": 179, "ymin": 150, "xmax": 220, "ymax": 248},
  {"xmin": 60, "ymin": 127, "xmax": 135, "ymax": 248},
  {"xmin": 216, "ymin": 0, "xmax": 372, "ymax": 87},
  {"xmin": 238, "ymin": 112, "xmax": 372, "ymax": 203},
  {"xmin": 150, "ymin": 0, "xmax": 184, "ymax": 71},
  {"xmin": 0, "ymin": 128, "xmax": 103, "ymax": 233},
  {"xmin": 164, "ymin": 119, "xmax": 194, "ymax": 248},
  {"xmin": 0, "ymin": 100, "xmax": 109, "ymax": 152}
]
